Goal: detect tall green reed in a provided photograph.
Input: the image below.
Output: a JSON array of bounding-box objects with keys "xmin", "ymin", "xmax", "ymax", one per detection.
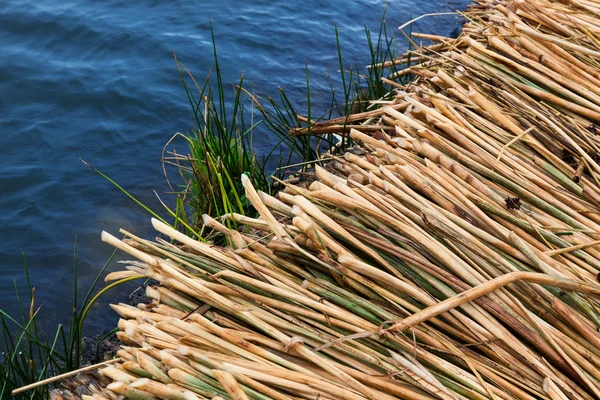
[
  {"xmin": 167, "ymin": 12, "xmax": 405, "ymax": 239},
  {"xmin": 163, "ymin": 23, "xmax": 269, "ymax": 239}
]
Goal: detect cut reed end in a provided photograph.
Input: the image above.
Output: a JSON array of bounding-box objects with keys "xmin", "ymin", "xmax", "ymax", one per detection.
[
  {"xmin": 183, "ymin": 391, "xmax": 201, "ymax": 400},
  {"xmin": 129, "ymin": 378, "xmax": 150, "ymax": 388},
  {"xmin": 105, "ymin": 381, "xmax": 127, "ymax": 393},
  {"xmin": 177, "ymin": 345, "xmax": 191, "ymax": 356},
  {"xmin": 543, "ymin": 377, "xmax": 551, "ymax": 392},
  {"xmin": 257, "ymin": 190, "xmax": 269, "ymax": 202},
  {"xmin": 159, "ymin": 349, "xmax": 173, "ymax": 360},
  {"xmin": 150, "ymin": 217, "xmax": 167, "ymax": 232},
  {"xmin": 308, "ymin": 181, "xmax": 320, "ymax": 191},
  {"xmin": 124, "ymin": 325, "xmax": 136, "ymax": 339},
  {"xmin": 110, "ymin": 304, "xmax": 127, "ymax": 318},
  {"xmin": 337, "ymin": 254, "xmax": 353, "ymax": 264},
  {"xmin": 101, "ymin": 231, "xmax": 116, "ymax": 245},
  {"xmin": 104, "ymin": 270, "xmax": 140, "ymax": 282},
  {"xmin": 145, "ymin": 285, "xmax": 159, "ymax": 299}
]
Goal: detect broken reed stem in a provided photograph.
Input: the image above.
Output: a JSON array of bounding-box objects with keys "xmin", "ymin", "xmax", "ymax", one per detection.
[{"xmin": 12, "ymin": 358, "xmax": 122, "ymax": 395}]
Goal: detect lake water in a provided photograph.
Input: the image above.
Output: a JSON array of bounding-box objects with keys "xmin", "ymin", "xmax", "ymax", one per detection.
[{"xmin": 0, "ymin": 0, "xmax": 468, "ymax": 334}]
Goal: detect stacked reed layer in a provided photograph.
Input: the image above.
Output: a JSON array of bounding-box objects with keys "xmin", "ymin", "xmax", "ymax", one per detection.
[{"xmin": 96, "ymin": 0, "xmax": 600, "ymax": 399}]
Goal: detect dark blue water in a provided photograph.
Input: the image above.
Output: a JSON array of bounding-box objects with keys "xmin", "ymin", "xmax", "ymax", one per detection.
[{"xmin": 0, "ymin": 0, "xmax": 467, "ymax": 333}]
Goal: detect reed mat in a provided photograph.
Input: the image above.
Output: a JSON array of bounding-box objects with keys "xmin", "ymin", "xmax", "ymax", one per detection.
[{"xmin": 55, "ymin": 0, "xmax": 600, "ymax": 399}]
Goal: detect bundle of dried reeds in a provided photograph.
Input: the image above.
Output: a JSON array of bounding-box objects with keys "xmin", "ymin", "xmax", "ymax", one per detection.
[{"xmin": 95, "ymin": 0, "xmax": 600, "ymax": 399}]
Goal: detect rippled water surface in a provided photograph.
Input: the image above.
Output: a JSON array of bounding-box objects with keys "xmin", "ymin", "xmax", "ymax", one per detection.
[{"xmin": 0, "ymin": 0, "xmax": 468, "ymax": 332}]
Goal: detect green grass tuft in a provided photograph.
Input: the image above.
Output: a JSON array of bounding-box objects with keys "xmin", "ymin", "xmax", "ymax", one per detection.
[
  {"xmin": 0, "ymin": 244, "xmax": 143, "ymax": 399},
  {"xmin": 166, "ymin": 12, "xmax": 407, "ymax": 240}
]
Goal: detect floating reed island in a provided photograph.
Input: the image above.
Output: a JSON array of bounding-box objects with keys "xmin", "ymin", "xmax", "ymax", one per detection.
[{"xmin": 83, "ymin": 0, "xmax": 600, "ymax": 398}]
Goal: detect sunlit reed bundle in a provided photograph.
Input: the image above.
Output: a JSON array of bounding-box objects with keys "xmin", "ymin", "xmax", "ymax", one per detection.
[{"xmin": 97, "ymin": 0, "xmax": 600, "ymax": 399}]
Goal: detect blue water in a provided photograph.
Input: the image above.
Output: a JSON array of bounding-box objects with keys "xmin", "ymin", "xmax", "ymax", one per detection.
[{"xmin": 0, "ymin": 0, "xmax": 467, "ymax": 333}]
